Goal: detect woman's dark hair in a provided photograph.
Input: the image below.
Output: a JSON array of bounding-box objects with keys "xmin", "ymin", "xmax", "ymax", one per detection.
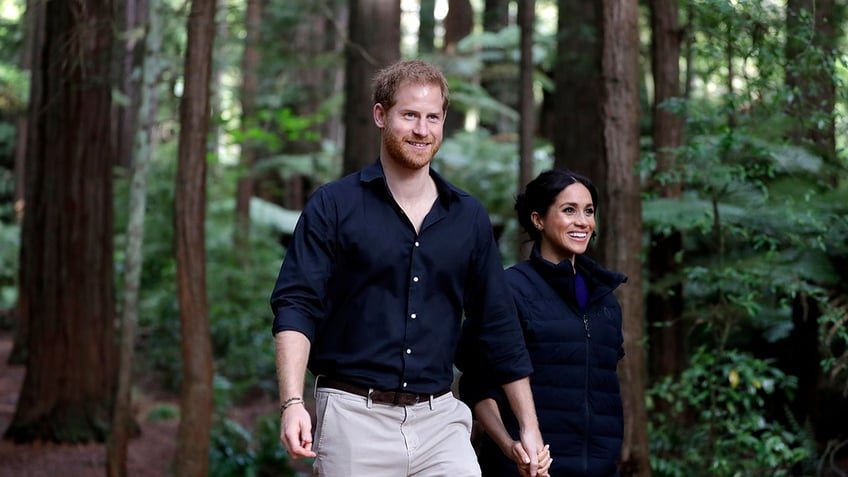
[{"xmin": 515, "ymin": 169, "xmax": 599, "ymax": 243}]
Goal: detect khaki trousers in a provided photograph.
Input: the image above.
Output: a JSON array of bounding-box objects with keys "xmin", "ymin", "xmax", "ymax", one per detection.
[{"xmin": 312, "ymin": 386, "xmax": 481, "ymax": 477}]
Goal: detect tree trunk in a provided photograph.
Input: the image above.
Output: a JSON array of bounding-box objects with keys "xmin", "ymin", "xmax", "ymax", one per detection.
[
  {"xmin": 516, "ymin": 0, "xmax": 534, "ymax": 260},
  {"xmin": 9, "ymin": 0, "xmax": 44, "ymax": 366},
  {"xmin": 552, "ymin": 1, "xmax": 604, "ymax": 188},
  {"xmin": 106, "ymin": 0, "xmax": 162, "ymax": 473},
  {"xmin": 483, "ymin": 0, "xmax": 510, "ymax": 31},
  {"xmin": 342, "ymin": 0, "xmax": 400, "ymax": 175},
  {"xmin": 174, "ymin": 0, "xmax": 217, "ymax": 474},
  {"xmin": 419, "ymin": 0, "xmax": 436, "ymax": 54},
  {"xmin": 12, "ymin": 0, "xmax": 36, "ymax": 225},
  {"xmin": 481, "ymin": 0, "xmax": 516, "ymax": 134},
  {"xmin": 5, "ymin": 0, "xmax": 117, "ymax": 443},
  {"xmin": 441, "ymin": 0, "xmax": 473, "ymax": 137},
  {"xmin": 784, "ymin": 0, "xmax": 840, "ymax": 443},
  {"xmin": 600, "ymin": 1, "xmax": 650, "ymax": 475},
  {"xmin": 647, "ymin": 0, "xmax": 686, "ymax": 382},
  {"xmin": 112, "ymin": 0, "xmax": 148, "ymax": 169},
  {"xmin": 786, "ymin": 0, "xmax": 838, "ymax": 184},
  {"xmin": 234, "ymin": 0, "xmax": 262, "ymax": 258}
]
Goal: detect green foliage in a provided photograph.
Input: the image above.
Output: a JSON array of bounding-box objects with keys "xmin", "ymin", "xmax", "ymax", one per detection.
[
  {"xmin": 643, "ymin": 126, "xmax": 845, "ymax": 350},
  {"xmin": 117, "ymin": 147, "xmax": 287, "ymax": 398},
  {"xmin": 0, "ymin": 215, "xmax": 17, "ymax": 311},
  {"xmin": 208, "ymin": 415, "xmax": 296, "ymax": 477},
  {"xmin": 146, "ymin": 403, "xmax": 179, "ymax": 422},
  {"xmin": 648, "ymin": 347, "xmax": 811, "ymax": 477},
  {"xmin": 209, "ymin": 418, "xmax": 256, "ymax": 476},
  {"xmin": 433, "ymin": 129, "xmax": 553, "ymax": 264}
]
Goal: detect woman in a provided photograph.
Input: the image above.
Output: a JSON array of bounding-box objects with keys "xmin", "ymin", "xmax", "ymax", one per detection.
[{"xmin": 459, "ymin": 169, "xmax": 626, "ymax": 477}]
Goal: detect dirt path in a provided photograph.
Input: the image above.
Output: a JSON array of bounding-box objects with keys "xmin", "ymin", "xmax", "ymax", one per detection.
[{"xmin": 0, "ymin": 331, "xmax": 182, "ymax": 477}]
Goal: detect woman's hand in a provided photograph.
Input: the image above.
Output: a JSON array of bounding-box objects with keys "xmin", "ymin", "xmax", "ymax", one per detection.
[{"xmin": 517, "ymin": 444, "xmax": 551, "ymax": 477}]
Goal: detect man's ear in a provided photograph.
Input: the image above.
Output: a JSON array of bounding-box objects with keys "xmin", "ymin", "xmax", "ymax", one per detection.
[{"xmin": 373, "ymin": 103, "xmax": 386, "ymax": 128}]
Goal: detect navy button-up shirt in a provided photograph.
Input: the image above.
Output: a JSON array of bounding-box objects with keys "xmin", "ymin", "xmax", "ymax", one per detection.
[{"xmin": 270, "ymin": 160, "xmax": 532, "ymax": 394}]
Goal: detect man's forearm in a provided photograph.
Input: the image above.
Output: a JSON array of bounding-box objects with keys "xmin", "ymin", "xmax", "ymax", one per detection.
[
  {"xmin": 501, "ymin": 377, "xmax": 539, "ymax": 430},
  {"xmin": 274, "ymin": 330, "xmax": 311, "ymax": 402}
]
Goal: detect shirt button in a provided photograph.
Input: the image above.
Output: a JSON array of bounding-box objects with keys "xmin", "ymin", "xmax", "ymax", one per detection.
[
  {"xmin": 414, "ymin": 241, "xmax": 420, "ymax": 247},
  {"xmin": 410, "ymin": 313, "xmax": 417, "ymax": 319},
  {"xmin": 413, "ymin": 276, "xmax": 419, "ymax": 282},
  {"xmin": 402, "ymin": 382, "xmax": 408, "ymax": 388},
  {"xmin": 406, "ymin": 348, "xmax": 412, "ymax": 354}
]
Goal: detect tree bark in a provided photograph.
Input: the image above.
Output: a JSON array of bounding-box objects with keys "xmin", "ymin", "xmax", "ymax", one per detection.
[
  {"xmin": 418, "ymin": 0, "xmax": 436, "ymax": 54},
  {"xmin": 342, "ymin": 0, "xmax": 400, "ymax": 175},
  {"xmin": 647, "ymin": 0, "xmax": 686, "ymax": 382},
  {"xmin": 107, "ymin": 0, "xmax": 162, "ymax": 473},
  {"xmin": 112, "ymin": 0, "xmax": 148, "ymax": 169},
  {"xmin": 173, "ymin": 0, "xmax": 217, "ymax": 474},
  {"xmin": 786, "ymin": 0, "xmax": 838, "ymax": 184},
  {"xmin": 441, "ymin": 0, "xmax": 474, "ymax": 137},
  {"xmin": 515, "ymin": 0, "xmax": 535, "ymax": 261},
  {"xmin": 552, "ymin": 1, "xmax": 604, "ymax": 189},
  {"xmin": 234, "ymin": 0, "xmax": 262, "ymax": 258},
  {"xmin": 482, "ymin": 0, "xmax": 517, "ymax": 134},
  {"xmin": 6, "ymin": 0, "xmax": 117, "ymax": 443},
  {"xmin": 600, "ymin": 1, "xmax": 650, "ymax": 475},
  {"xmin": 784, "ymin": 0, "xmax": 839, "ymax": 441},
  {"xmin": 8, "ymin": 0, "xmax": 44, "ymax": 366}
]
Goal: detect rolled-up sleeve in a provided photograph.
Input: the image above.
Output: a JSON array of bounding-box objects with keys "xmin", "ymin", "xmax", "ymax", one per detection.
[
  {"xmin": 456, "ymin": 206, "xmax": 532, "ymax": 385},
  {"xmin": 270, "ymin": 187, "xmax": 336, "ymax": 341}
]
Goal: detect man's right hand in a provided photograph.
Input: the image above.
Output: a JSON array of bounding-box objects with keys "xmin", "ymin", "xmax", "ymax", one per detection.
[{"xmin": 280, "ymin": 404, "xmax": 317, "ymax": 458}]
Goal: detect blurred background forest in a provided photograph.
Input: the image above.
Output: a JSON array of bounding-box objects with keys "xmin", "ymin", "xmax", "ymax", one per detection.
[{"xmin": 0, "ymin": 0, "xmax": 847, "ymax": 476}]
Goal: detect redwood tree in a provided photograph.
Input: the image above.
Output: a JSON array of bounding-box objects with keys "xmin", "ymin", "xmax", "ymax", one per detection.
[
  {"xmin": 556, "ymin": 0, "xmax": 651, "ymax": 474},
  {"xmin": 552, "ymin": 1, "xmax": 603, "ymax": 184},
  {"xmin": 342, "ymin": 0, "xmax": 400, "ymax": 175},
  {"xmin": 6, "ymin": 0, "xmax": 117, "ymax": 443},
  {"xmin": 441, "ymin": 0, "xmax": 473, "ymax": 137},
  {"xmin": 107, "ymin": 0, "xmax": 162, "ymax": 473},
  {"xmin": 647, "ymin": 0, "xmax": 686, "ymax": 382},
  {"xmin": 174, "ymin": 0, "xmax": 217, "ymax": 474},
  {"xmin": 598, "ymin": 3, "xmax": 649, "ymax": 474},
  {"xmin": 234, "ymin": 0, "xmax": 262, "ymax": 257}
]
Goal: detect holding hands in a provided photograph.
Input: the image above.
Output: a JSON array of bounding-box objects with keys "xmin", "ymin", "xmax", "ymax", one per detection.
[{"xmin": 507, "ymin": 441, "xmax": 552, "ymax": 477}]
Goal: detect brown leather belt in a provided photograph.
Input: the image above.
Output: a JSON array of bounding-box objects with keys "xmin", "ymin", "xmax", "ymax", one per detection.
[{"xmin": 318, "ymin": 377, "xmax": 451, "ymax": 406}]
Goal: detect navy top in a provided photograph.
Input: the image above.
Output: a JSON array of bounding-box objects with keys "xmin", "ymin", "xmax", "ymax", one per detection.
[
  {"xmin": 459, "ymin": 245, "xmax": 626, "ymax": 477},
  {"xmin": 271, "ymin": 160, "xmax": 532, "ymax": 394}
]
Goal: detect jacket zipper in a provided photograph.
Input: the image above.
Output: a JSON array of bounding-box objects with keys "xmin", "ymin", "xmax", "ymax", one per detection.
[{"xmin": 583, "ymin": 312, "xmax": 591, "ymax": 473}]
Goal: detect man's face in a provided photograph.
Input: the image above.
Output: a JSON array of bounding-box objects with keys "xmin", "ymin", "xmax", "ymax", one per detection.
[{"xmin": 374, "ymin": 81, "xmax": 445, "ymax": 170}]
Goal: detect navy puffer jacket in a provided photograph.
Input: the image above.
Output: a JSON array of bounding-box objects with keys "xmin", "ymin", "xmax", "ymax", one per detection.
[{"xmin": 459, "ymin": 246, "xmax": 626, "ymax": 477}]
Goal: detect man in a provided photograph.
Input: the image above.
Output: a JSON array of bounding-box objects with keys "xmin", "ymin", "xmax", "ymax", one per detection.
[{"xmin": 271, "ymin": 59, "xmax": 544, "ymax": 476}]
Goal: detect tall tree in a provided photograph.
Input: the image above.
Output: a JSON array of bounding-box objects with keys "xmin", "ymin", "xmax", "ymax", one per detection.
[
  {"xmin": 558, "ymin": 0, "xmax": 651, "ymax": 474},
  {"xmin": 12, "ymin": 0, "xmax": 37, "ymax": 226},
  {"xmin": 8, "ymin": 0, "xmax": 44, "ymax": 366},
  {"xmin": 234, "ymin": 0, "xmax": 262, "ymax": 257},
  {"xmin": 112, "ymin": 0, "xmax": 148, "ymax": 169},
  {"xmin": 174, "ymin": 0, "xmax": 217, "ymax": 474},
  {"xmin": 786, "ymin": 0, "xmax": 838, "ymax": 182},
  {"xmin": 482, "ymin": 0, "xmax": 516, "ymax": 134},
  {"xmin": 419, "ymin": 0, "xmax": 436, "ymax": 54},
  {"xmin": 107, "ymin": 0, "xmax": 162, "ymax": 473},
  {"xmin": 647, "ymin": 0, "xmax": 686, "ymax": 382},
  {"xmin": 442, "ymin": 0, "xmax": 474, "ymax": 137},
  {"xmin": 342, "ymin": 0, "xmax": 400, "ymax": 175},
  {"xmin": 784, "ymin": 0, "xmax": 840, "ymax": 437},
  {"xmin": 552, "ymin": 1, "xmax": 603, "ymax": 183},
  {"xmin": 516, "ymin": 0, "xmax": 535, "ymax": 260},
  {"xmin": 597, "ymin": 2, "xmax": 649, "ymax": 474},
  {"xmin": 5, "ymin": 0, "xmax": 117, "ymax": 443}
]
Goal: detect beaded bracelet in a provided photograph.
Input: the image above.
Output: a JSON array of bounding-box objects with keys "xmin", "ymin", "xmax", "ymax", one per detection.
[{"xmin": 279, "ymin": 396, "xmax": 304, "ymax": 415}]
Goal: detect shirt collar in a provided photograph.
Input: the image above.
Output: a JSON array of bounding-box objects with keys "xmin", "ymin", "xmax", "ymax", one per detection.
[{"xmin": 360, "ymin": 159, "xmax": 462, "ymax": 207}]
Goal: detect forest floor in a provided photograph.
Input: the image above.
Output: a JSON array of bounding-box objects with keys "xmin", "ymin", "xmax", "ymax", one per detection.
[{"xmin": 0, "ymin": 330, "xmax": 297, "ymax": 477}]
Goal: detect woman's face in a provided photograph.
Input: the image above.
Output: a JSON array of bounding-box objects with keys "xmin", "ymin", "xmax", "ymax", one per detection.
[{"xmin": 532, "ymin": 183, "xmax": 595, "ymax": 265}]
